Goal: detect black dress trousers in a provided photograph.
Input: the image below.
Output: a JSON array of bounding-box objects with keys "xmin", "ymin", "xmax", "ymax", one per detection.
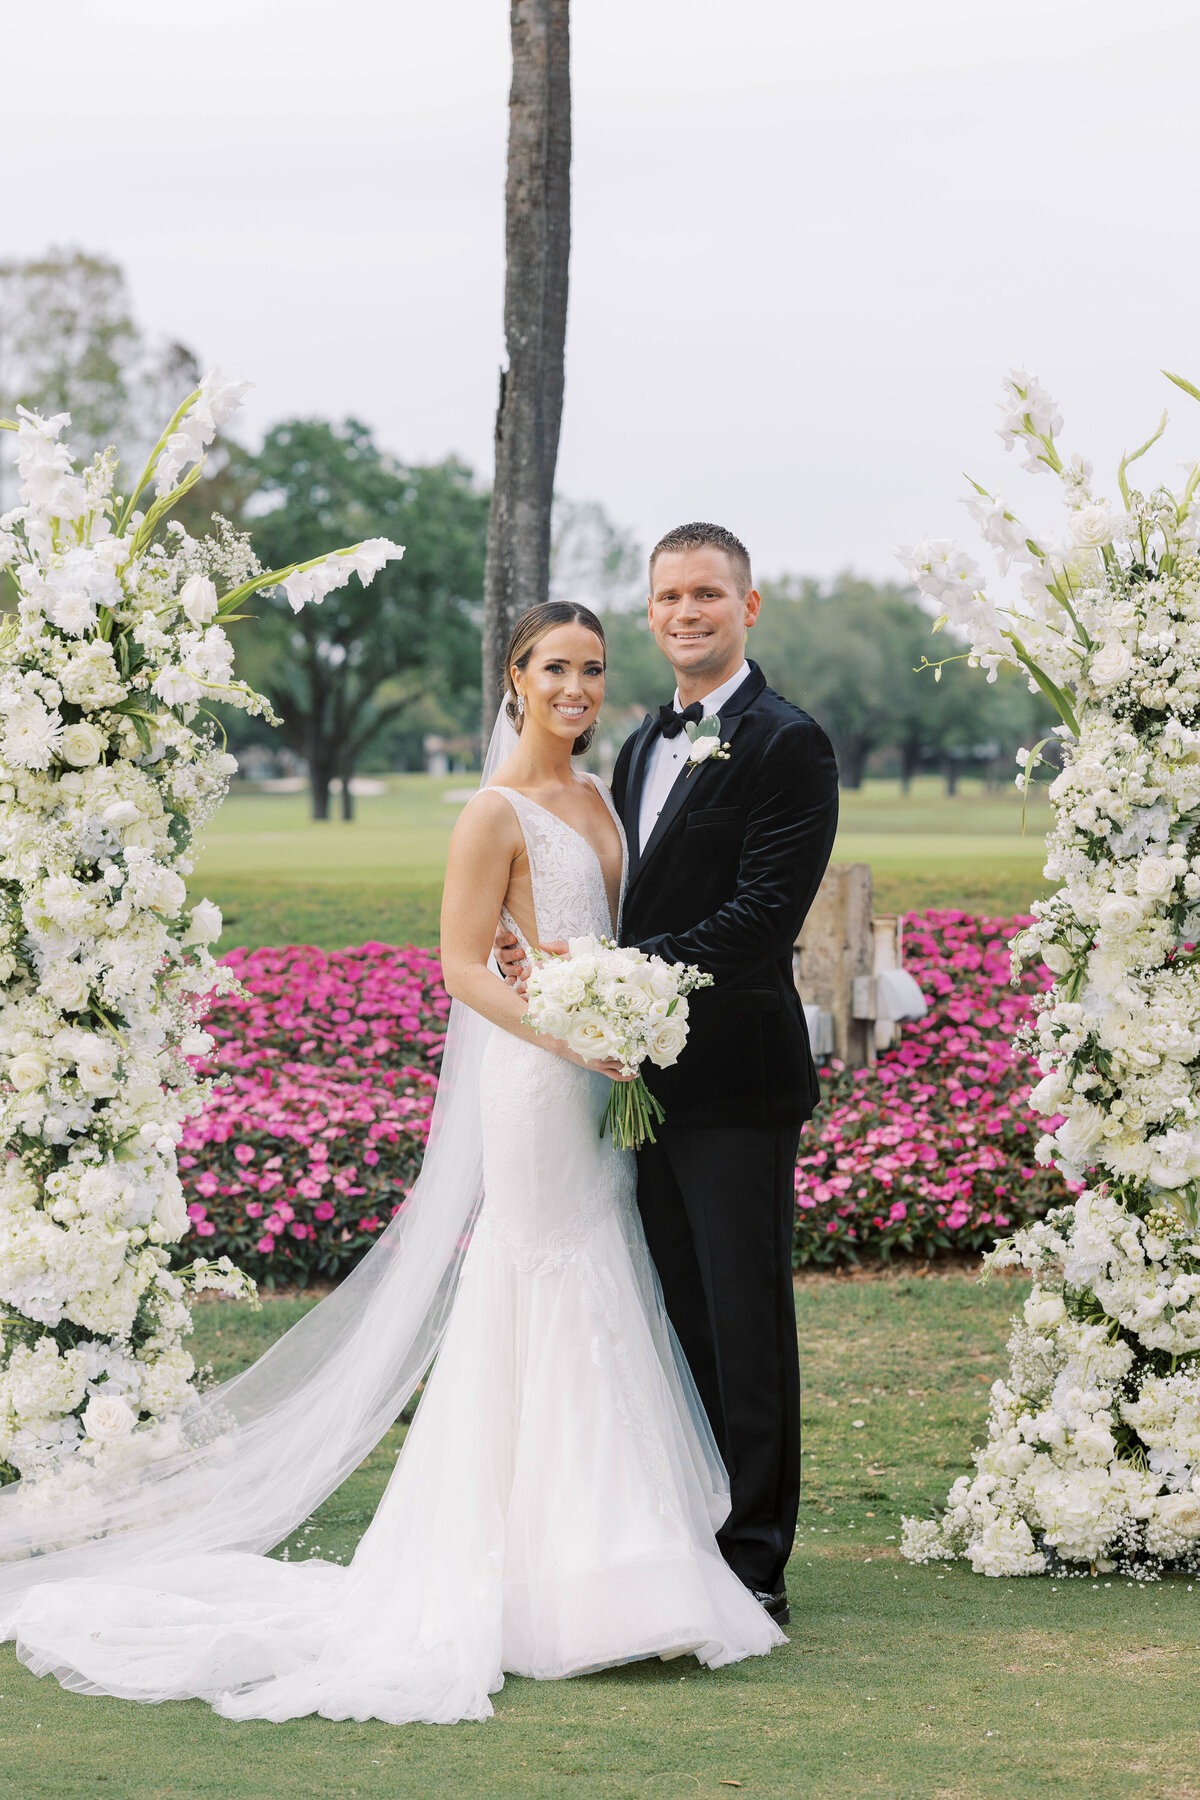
[{"xmin": 635, "ymin": 1123, "xmax": 803, "ymax": 1596}]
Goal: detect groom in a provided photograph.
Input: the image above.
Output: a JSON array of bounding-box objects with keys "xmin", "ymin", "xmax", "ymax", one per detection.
[{"xmin": 503, "ymin": 522, "xmax": 838, "ymax": 1620}]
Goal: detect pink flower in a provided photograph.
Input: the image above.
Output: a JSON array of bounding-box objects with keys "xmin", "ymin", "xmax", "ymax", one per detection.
[
  {"xmin": 313, "ymin": 1200, "xmax": 335, "ymax": 1221},
  {"xmin": 186, "ymin": 1202, "xmax": 208, "ymax": 1222},
  {"xmin": 194, "ymin": 1172, "xmax": 219, "ymax": 1198},
  {"xmin": 195, "ymin": 1220, "xmax": 216, "ymax": 1237},
  {"xmin": 255, "ymin": 1235, "xmax": 275, "ymax": 1255},
  {"xmin": 233, "ymin": 1143, "xmax": 255, "ymax": 1165}
]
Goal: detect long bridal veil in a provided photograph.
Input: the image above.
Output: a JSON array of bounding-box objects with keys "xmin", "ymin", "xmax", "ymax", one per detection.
[
  {"xmin": 0, "ymin": 712, "xmax": 521, "ymax": 1606},
  {"xmin": 0, "ymin": 707, "xmax": 730, "ymax": 1621}
]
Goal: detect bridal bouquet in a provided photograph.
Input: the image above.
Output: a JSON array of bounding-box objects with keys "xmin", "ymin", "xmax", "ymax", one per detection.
[
  {"xmin": 898, "ymin": 369, "xmax": 1200, "ymax": 1577},
  {"xmin": 0, "ymin": 377, "xmax": 402, "ymax": 1491},
  {"xmin": 523, "ymin": 934, "xmax": 712, "ymax": 1150}
]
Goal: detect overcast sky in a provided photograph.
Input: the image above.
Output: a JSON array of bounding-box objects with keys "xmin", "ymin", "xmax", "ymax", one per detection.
[{"xmin": 6, "ymin": 0, "xmax": 1200, "ymax": 584}]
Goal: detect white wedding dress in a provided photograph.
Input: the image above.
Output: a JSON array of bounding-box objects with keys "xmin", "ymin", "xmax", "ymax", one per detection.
[{"xmin": 0, "ymin": 776, "xmax": 783, "ymax": 1723}]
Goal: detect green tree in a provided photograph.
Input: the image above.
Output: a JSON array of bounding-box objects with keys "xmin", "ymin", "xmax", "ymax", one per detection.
[
  {"xmin": 0, "ymin": 249, "xmax": 199, "ymax": 487},
  {"xmin": 242, "ymin": 419, "xmax": 489, "ymax": 819}
]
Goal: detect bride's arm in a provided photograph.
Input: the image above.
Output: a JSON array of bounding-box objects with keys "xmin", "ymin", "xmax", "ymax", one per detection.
[{"xmin": 441, "ymin": 794, "xmax": 626, "ymax": 1076}]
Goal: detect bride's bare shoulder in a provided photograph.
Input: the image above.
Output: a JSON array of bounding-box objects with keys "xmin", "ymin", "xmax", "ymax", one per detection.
[{"xmin": 447, "ymin": 786, "xmax": 524, "ymax": 858}]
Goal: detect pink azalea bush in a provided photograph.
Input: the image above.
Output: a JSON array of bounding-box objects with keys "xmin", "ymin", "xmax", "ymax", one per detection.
[
  {"xmin": 793, "ymin": 909, "xmax": 1074, "ymax": 1265},
  {"xmin": 174, "ymin": 945, "xmax": 448, "ymax": 1285}
]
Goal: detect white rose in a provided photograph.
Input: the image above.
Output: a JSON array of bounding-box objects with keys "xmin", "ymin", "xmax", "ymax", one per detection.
[
  {"xmin": 1040, "ymin": 943, "xmax": 1073, "ymax": 975},
  {"xmin": 1029, "ymin": 1071, "xmax": 1069, "ymax": 1114},
  {"xmin": 687, "ymin": 734, "xmax": 721, "ymax": 763},
  {"xmin": 1155, "ymin": 1492, "xmax": 1200, "ymax": 1540},
  {"xmin": 72, "ymin": 1035, "xmax": 120, "ymax": 1095},
  {"xmin": 1135, "ymin": 857, "xmax": 1176, "ymax": 901},
  {"xmin": 1024, "ymin": 1288, "xmax": 1067, "ymax": 1333},
  {"xmin": 8, "ymin": 1051, "xmax": 47, "ymax": 1092},
  {"xmin": 1089, "ymin": 640, "xmax": 1133, "ymax": 686},
  {"xmin": 647, "ymin": 1017, "xmax": 689, "ymax": 1068},
  {"xmin": 1096, "ymin": 894, "xmax": 1144, "ymax": 936},
  {"xmin": 179, "ymin": 574, "xmax": 219, "ymax": 627},
  {"xmin": 1070, "ymin": 505, "xmax": 1114, "ymax": 549},
  {"xmin": 122, "ymin": 819, "xmax": 158, "ymax": 851},
  {"xmin": 1072, "ymin": 1423, "xmax": 1116, "ymax": 1465},
  {"xmin": 60, "ymin": 721, "xmax": 106, "ymax": 768},
  {"xmin": 1055, "ymin": 1109, "xmax": 1106, "ymax": 1159},
  {"xmin": 531, "ymin": 1001, "xmax": 571, "ymax": 1041},
  {"xmin": 182, "ymin": 898, "xmax": 222, "ymax": 945},
  {"xmin": 565, "ymin": 1009, "xmax": 622, "ymax": 1063},
  {"xmin": 82, "ymin": 1393, "xmax": 136, "ymax": 1441},
  {"xmin": 102, "ymin": 799, "xmax": 140, "ymax": 829},
  {"xmin": 42, "ymin": 964, "xmax": 89, "ymax": 1013},
  {"xmin": 154, "ymin": 1183, "xmax": 189, "ymax": 1239}
]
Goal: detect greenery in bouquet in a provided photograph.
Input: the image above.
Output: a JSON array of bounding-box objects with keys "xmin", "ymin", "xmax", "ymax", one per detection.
[
  {"xmin": 899, "ymin": 369, "xmax": 1200, "ymax": 1576},
  {"xmin": 522, "ymin": 934, "xmax": 713, "ymax": 1150},
  {"xmin": 0, "ymin": 378, "xmax": 402, "ymax": 1488}
]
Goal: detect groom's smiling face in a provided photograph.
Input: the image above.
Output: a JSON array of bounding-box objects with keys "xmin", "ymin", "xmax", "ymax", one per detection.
[{"xmin": 647, "ymin": 548, "xmax": 761, "ymax": 695}]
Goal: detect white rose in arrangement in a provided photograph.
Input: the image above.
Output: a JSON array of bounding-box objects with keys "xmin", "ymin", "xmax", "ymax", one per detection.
[
  {"xmin": 81, "ymin": 1393, "xmax": 136, "ymax": 1442},
  {"xmin": 8, "ymin": 1051, "xmax": 47, "ymax": 1091},
  {"xmin": 42, "ymin": 963, "xmax": 89, "ymax": 1012},
  {"xmin": 1089, "ymin": 639, "xmax": 1134, "ymax": 686},
  {"xmin": 1135, "ymin": 856, "xmax": 1177, "ymax": 900},
  {"xmin": 1096, "ymin": 894, "xmax": 1144, "ymax": 936},
  {"xmin": 73, "ymin": 1039, "xmax": 121, "ymax": 1095},
  {"xmin": 1040, "ymin": 942, "xmax": 1073, "ymax": 974},
  {"xmin": 1024, "ymin": 1288, "xmax": 1067, "ymax": 1333},
  {"xmin": 60, "ymin": 721, "xmax": 107, "ymax": 767},
  {"xmin": 122, "ymin": 819, "xmax": 159, "ymax": 851},
  {"xmin": 1070, "ymin": 504, "xmax": 1114, "ymax": 548},
  {"xmin": 179, "ymin": 574, "xmax": 219, "ymax": 627},
  {"xmin": 1154, "ymin": 1492, "xmax": 1200, "ymax": 1540},
  {"xmin": 646, "ymin": 1018, "xmax": 689, "ymax": 1068},
  {"xmin": 182, "ymin": 898, "xmax": 223, "ymax": 945},
  {"xmin": 565, "ymin": 1009, "xmax": 623, "ymax": 1064}
]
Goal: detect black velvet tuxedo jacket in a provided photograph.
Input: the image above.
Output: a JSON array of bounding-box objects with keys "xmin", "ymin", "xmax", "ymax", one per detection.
[{"xmin": 611, "ymin": 662, "xmax": 838, "ymax": 1132}]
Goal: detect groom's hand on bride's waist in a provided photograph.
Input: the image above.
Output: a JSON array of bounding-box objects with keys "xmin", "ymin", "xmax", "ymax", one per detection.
[{"xmin": 493, "ymin": 930, "xmax": 569, "ymax": 989}]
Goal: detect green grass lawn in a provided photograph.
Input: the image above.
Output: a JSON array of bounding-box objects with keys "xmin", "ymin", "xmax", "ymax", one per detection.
[
  {"xmin": 193, "ymin": 775, "xmax": 1053, "ymax": 950},
  {"xmin": 6, "ymin": 1269, "xmax": 1200, "ymax": 1800}
]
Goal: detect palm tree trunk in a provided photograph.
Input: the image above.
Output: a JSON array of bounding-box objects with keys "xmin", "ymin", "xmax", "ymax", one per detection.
[{"xmin": 481, "ymin": 0, "xmax": 571, "ymax": 730}]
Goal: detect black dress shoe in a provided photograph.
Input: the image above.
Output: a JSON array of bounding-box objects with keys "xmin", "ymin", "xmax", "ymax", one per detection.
[{"xmin": 753, "ymin": 1588, "xmax": 790, "ymax": 1625}]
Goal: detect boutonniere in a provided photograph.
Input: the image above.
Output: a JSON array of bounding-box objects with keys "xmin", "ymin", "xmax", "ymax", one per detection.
[{"xmin": 685, "ymin": 715, "xmax": 732, "ymax": 775}]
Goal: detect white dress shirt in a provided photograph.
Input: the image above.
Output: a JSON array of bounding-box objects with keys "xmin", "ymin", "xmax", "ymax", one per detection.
[{"xmin": 637, "ymin": 661, "xmax": 751, "ymax": 855}]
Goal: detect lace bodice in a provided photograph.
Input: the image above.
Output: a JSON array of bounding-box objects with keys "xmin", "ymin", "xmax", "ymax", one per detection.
[{"xmin": 480, "ymin": 775, "xmax": 626, "ymax": 950}]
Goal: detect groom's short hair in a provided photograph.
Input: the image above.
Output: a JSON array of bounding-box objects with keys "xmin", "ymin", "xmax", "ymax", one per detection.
[{"xmin": 649, "ymin": 522, "xmax": 753, "ymax": 596}]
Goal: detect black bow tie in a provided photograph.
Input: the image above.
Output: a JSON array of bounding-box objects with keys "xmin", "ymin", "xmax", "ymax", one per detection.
[{"xmin": 658, "ymin": 701, "xmax": 703, "ymax": 740}]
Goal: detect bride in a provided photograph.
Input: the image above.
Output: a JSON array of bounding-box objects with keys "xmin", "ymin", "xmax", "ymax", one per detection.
[{"xmin": 0, "ymin": 600, "xmax": 783, "ymax": 1725}]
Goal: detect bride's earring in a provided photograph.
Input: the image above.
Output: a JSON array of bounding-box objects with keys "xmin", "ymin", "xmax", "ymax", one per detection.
[{"xmin": 516, "ymin": 694, "xmax": 525, "ymax": 716}]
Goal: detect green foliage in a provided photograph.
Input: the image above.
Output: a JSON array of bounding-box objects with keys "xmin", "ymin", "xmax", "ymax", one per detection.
[
  {"xmin": 234, "ymin": 419, "xmax": 489, "ymax": 817},
  {"xmin": 0, "ymin": 249, "xmax": 200, "ymax": 474},
  {"xmin": 596, "ymin": 578, "xmax": 1056, "ymax": 791},
  {"xmin": 753, "ymin": 574, "xmax": 1055, "ymax": 789}
]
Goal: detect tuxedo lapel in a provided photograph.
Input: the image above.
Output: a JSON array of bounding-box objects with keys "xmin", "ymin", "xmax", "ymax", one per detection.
[
  {"xmin": 627, "ymin": 706, "xmax": 755, "ymax": 899},
  {"xmin": 620, "ymin": 712, "xmax": 659, "ymax": 884}
]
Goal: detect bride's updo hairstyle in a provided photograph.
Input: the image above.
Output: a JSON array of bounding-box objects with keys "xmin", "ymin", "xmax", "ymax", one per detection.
[{"xmin": 503, "ymin": 601, "xmax": 607, "ymax": 756}]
